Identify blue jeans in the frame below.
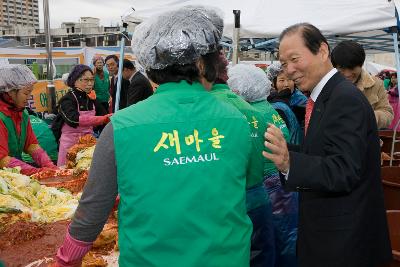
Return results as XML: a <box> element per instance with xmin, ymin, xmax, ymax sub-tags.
<box><xmin>247</xmin><ymin>185</ymin><xmax>276</xmax><ymax>267</ymax></box>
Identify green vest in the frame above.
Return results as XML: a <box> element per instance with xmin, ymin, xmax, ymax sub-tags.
<box><xmin>22</xmin><ymin>115</ymin><xmax>58</xmax><ymax>162</ymax></box>
<box><xmin>211</xmin><ymin>84</ymin><xmax>271</xmax><ymax>211</ymax></box>
<box><xmin>210</xmin><ymin>84</ymin><xmax>266</xmax><ymax>188</ymax></box>
<box><xmin>383</xmin><ymin>78</ymin><xmax>391</xmax><ymax>90</ymax></box>
<box><xmin>0</xmin><ymin>110</ymin><xmax>28</xmax><ymax>159</ymax></box>
<box><xmin>111</xmin><ymin>81</ymin><xmax>252</xmax><ymax>267</ymax></box>
<box><xmin>94</xmin><ymin>71</ymin><xmax>110</xmax><ymax>103</ymax></box>
<box><xmin>251</xmin><ymin>100</ymin><xmax>290</xmax><ymax>177</ymax></box>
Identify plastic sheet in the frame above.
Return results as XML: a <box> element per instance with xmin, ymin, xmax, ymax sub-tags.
<box><xmin>264</xmin><ymin>172</ymin><xmax>298</xmax><ymax>267</ymax></box>
<box><xmin>266</xmin><ymin>62</ymin><xmax>283</xmax><ymax>82</ymax></box>
<box><xmin>0</xmin><ymin>64</ymin><xmax>37</xmax><ymax>92</ymax></box>
<box><xmin>132</xmin><ymin>6</ymin><xmax>223</xmax><ymax>70</ymax></box>
<box><xmin>227</xmin><ymin>64</ymin><xmax>272</xmax><ymax>102</ymax></box>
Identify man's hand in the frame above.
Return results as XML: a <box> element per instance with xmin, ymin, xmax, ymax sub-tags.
<box><xmin>262</xmin><ymin>124</ymin><xmax>290</xmax><ymax>173</ymax></box>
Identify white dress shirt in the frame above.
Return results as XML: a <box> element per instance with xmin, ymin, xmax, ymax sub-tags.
<box><xmin>309</xmin><ymin>68</ymin><xmax>338</xmax><ymax>102</ymax></box>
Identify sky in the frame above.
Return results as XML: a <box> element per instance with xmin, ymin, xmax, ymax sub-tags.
<box><xmin>38</xmin><ymin>0</ymin><xmax>138</xmax><ymax>28</ymax></box>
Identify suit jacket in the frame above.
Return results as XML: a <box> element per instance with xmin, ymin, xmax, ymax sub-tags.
<box><xmin>284</xmin><ymin>72</ymin><xmax>391</xmax><ymax>267</ymax></box>
<box><xmin>110</xmin><ymin>76</ymin><xmax>130</xmax><ymax>112</ymax></box>
<box><xmin>127</xmin><ymin>71</ymin><xmax>153</xmax><ymax>107</ymax></box>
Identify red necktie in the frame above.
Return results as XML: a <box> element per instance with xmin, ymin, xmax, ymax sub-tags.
<box><xmin>305</xmin><ymin>98</ymin><xmax>315</xmax><ymax>135</ymax></box>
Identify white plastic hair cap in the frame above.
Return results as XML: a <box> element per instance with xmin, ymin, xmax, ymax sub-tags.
<box><xmin>227</xmin><ymin>64</ymin><xmax>272</xmax><ymax>103</ymax></box>
<box><xmin>0</xmin><ymin>64</ymin><xmax>37</xmax><ymax>93</ymax></box>
<box><xmin>265</xmin><ymin>62</ymin><xmax>283</xmax><ymax>82</ymax></box>
<box><xmin>131</xmin><ymin>5</ymin><xmax>223</xmax><ymax>70</ymax></box>
<box><xmin>61</xmin><ymin>73</ymin><xmax>69</xmax><ymax>86</ymax></box>
<box><xmin>181</xmin><ymin>5</ymin><xmax>224</xmax><ymax>35</ymax></box>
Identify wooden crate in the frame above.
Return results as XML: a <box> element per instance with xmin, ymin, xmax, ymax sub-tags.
<box><xmin>381</xmin><ymin>167</ymin><xmax>400</xmax><ymax>210</ymax></box>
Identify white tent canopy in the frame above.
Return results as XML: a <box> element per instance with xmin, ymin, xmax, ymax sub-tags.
<box><xmin>364</xmin><ymin>61</ymin><xmax>396</xmax><ymax>75</ymax></box>
<box><xmin>125</xmin><ymin>0</ymin><xmax>397</xmax><ymax>38</ymax></box>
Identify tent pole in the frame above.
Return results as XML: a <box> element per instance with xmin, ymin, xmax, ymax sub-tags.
<box><xmin>390</xmin><ymin>26</ymin><xmax>400</xmax><ymax>166</ymax></box>
<box><xmin>43</xmin><ymin>0</ymin><xmax>56</xmax><ymax>113</ymax></box>
<box><xmin>232</xmin><ymin>10</ymin><xmax>240</xmax><ymax>65</ymax></box>
<box><xmin>115</xmin><ymin>22</ymin><xmax>128</xmax><ymax>112</ymax></box>
<box><xmin>43</xmin><ymin>0</ymin><xmax>53</xmax><ymax>80</ymax></box>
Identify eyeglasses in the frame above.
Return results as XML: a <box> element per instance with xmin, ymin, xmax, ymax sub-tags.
<box><xmin>79</xmin><ymin>78</ymin><xmax>94</xmax><ymax>84</ymax></box>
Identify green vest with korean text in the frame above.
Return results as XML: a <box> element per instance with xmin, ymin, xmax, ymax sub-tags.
<box><xmin>111</xmin><ymin>81</ymin><xmax>252</xmax><ymax>267</ymax></box>
<box><xmin>0</xmin><ymin>110</ymin><xmax>28</xmax><ymax>159</ymax></box>
<box><xmin>211</xmin><ymin>83</ymin><xmax>266</xmax><ymax>189</ymax></box>
<box><xmin>211</xmin><ymin>83</ymin><xmax>270</xmax><ymax>211</ymax></box>
<box><xmin>251</xmin><ymin>100</ymin><xmax>290</xmax><ymax>177</ymax></box>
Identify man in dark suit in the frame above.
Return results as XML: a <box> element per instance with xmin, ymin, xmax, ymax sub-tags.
<box><xmin>105</xmin><ymin>54</ymin><xmax>130</xmax><ymax>112</ymax></box>
<box><xmin>122</xmin><ymin>59</ymin><xmax>153</xmax><ymax>106</ymax></box>
<box><xmin>264</xmin><ymin>23</ymin><xmax>392</xmax><ymax>267</ymax></box>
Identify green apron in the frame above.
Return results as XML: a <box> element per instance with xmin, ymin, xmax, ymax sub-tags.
<box><xmin>0</xmin><ymin>110</ymin><xmax>28</xmax><ymax>159</ymax></box>
<box><xmin>112</xmin><ymin>81</ymin><xmax>252</xmax><ymax>267</ymax></box>
<box><xmin>94</xmin><ymin>71</ymin><xmax>110</xmax><ymax>103</ymax></box>
<box><xmin>22</xmin><ymin>115</ymin><xmax>58</xmax><ymax>162</ymax></box>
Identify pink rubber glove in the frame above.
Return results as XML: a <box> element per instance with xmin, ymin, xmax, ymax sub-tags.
<box><xmin>79</xmin><ymin>114</ymin><xmax>111</xmax><ymax>127</ymax></box>
<box><xmin>31</xmin><ymin>147</ymin><xmax>57</xmax><ymax>169</ymax></box>
<box><xmin>7</xmin><ymin>157</ymin><xmax>40</xmax><ymax>175</ymax></box>
<box><xmin>55</xmin><ymin>230</ymin><xmax>92</xmax><ymax>267</ymax></box>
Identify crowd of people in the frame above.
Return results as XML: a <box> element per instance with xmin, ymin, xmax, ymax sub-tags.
<box><xmin>0</xmin><ymin>5</ymin><xmax>396</xmax><ymax>267</ymax></box>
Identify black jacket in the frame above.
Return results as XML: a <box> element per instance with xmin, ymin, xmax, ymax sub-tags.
<box><xmin>51</xmin><ymin>89</ymin><xmax>107</xmax><ymax>143</ymax></box>
<box><xmin>284</xmin><ymin>72</ymin><xmax>392</xmax><ymax>266</ymax></box>
<box><xmin>126</xmin><ymin>71</ymin><xmax>153</xmax><ymax>107</ymax></box>
<box><xmin>57</xmin><ymin>89</ymin><xmax>106</xmax><ymax>128</ymax></box>
<box><xmin>110</xmin><ymin>76</ymin><xmax>130</xmax><ymax>112</ymax></box>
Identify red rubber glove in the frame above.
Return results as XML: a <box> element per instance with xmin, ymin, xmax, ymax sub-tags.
<box><xmin>79</xmin><ymin>114</ymin><xmax>111</xmax><ymax>127</ymax></box>
<box><xmin>6</xmin><ymin>157</ymin><xmax>40</xmax><ymax>175</ymax></box>
<box><xmin>31</xmin><ymin>147</ymin><xmax>57</xmax><ymax>169</ymax></box>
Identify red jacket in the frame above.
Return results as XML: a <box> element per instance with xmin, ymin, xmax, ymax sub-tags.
<box><xmin>0</xmin><ymin>94</ymin><xmax>38</xmax><ymax>159</ymax></box>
